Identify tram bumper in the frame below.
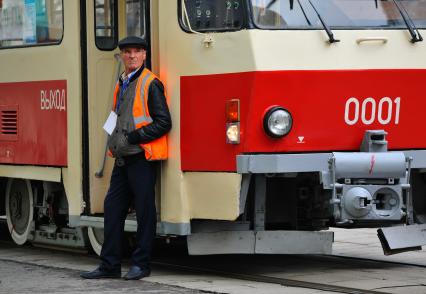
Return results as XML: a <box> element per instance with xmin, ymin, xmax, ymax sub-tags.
<box><xmin>237</xmin><ymin>130</ymin><xmax>426</xmax><ymax>255</ymax></box>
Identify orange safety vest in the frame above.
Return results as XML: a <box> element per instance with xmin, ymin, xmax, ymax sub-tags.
<box><xmin>111</xmin><ymin>68</ymin><xmax>168</xmax><ymax>161</ymax></box>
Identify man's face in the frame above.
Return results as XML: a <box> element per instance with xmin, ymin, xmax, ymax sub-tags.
<box><xmin>120</xmin><ymin>47</ymin><xmax>146</xmax><ymax>74</ymax></box>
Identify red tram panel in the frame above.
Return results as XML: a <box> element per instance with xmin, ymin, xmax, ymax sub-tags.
<box><xmin>0</xmin><ymin>80</ymin><xmax>67</xmax><ymax>166</ymax></box>
<box><xmin>181</xmin><ymin>69</ymin><xmax>426</xmax><ymax>171</ymax></box>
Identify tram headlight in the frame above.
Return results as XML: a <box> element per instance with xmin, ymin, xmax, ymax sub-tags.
<box><xmin>263</xmin><ymin>107</ymin><xmax>292</xmax><ymax>138</ymax></box>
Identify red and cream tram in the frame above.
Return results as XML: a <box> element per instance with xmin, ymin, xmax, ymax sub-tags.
<box><xmin>1</xmin><ymin>0</ymin><xmax>426</xmax><ymax>255</ymax></box>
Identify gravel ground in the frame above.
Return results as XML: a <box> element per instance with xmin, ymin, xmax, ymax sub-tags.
<box><xmin>0</xmin><ymin>260</ymin><xmax>211</xmax><ymax>294</ymax></box>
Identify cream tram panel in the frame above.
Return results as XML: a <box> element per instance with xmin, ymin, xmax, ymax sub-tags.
<box><xmin>249</xmin><ymin>30</ymin><xmax>426</xmax><ymax>70</ymax></box>
<box><xmin>156</xmin><ymin>2</ymin><xmax>254</xmax><ymax>225</ymax></box>
<box><xmin>184</xmin><ymin>173</ymin><xmax>241</xmax><ymax>220</ymax></box>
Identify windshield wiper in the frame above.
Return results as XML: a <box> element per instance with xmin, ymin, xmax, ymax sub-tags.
<box><xmin>265</xmin><ymin>0</ymin><xmax>277</xmax><ymax>9</ymax></box>
<box><xmin>307</xmin><ymin>0</ymin><xmax>340</xmax><ymax>43</ymax></box>
<box><xmin>392</xmin><ymin>0</ymin><xmax>423</xmax><ymax>43</ymax></box>
<box><xmin>297</xmin><ymin>0</ymin><xmax>312</xmax><ymax>26</ymax></box>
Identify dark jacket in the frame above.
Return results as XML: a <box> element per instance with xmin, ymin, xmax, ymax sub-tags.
<box><xmin>135</xmin><ymin>75</ymin><xmax>172</xmax><ymax>144</ymax></box>
<box><xmin>108</xmin><ymin>66</ymin><xmax>172</xmax><ymax>157</ymax></box>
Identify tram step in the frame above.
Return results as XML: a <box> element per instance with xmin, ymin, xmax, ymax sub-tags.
<box><xmin>30</xmin><ymin>227</ymin><xmax>87</xmax><ymax>249</ymax></box>
<box><xmin>79</xmin><ymin>215</ymin><xmax>138</xmax><ymax>232</ymax></box>
<box><xmin>187</xmin><ymin>230</ymin><xmax>334</xmax><ymax>255</ymax></box>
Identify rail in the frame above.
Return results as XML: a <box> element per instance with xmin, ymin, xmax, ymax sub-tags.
<box><xmin>151</xmin><ymin>261</ymin><xmax>390</xmax><ymax>294</ymax></box>
<box><xmin>95</xmin><ymin>53</ymin><xmax>122</xmax><ymax>178</ymax></box>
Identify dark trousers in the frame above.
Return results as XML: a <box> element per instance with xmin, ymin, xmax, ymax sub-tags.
<box><xmin>100</xmin><ymin>154</ymin><xmax>157</xmax><ymax>270</ymax></box>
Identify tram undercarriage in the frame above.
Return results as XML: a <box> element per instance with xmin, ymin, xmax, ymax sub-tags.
<box><xmin>0</xmin><ymin>178</ymin><xmax>85</xmax><ymax>250</ymax></box>
<box><xmin>2</xmin><ymin>131</ymin><xmax>426</xmax><ymax>256</ymax></box>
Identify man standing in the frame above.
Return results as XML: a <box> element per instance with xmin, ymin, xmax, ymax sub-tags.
<box><xmin>81</xmin><ymin>36</ymin><xmax>172</xmax><ymax>280</ymax></box>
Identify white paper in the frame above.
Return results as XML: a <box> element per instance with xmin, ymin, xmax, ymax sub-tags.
<box><xmin>103</xmin><ymin>111</ymin><xmax>117</xmax><ymax>135</ymax></box>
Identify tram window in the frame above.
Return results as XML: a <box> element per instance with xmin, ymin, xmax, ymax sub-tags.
<box><xmin>0</xmin><ymin>0</ymin><xmax>63</xmax><ymax>49</ymax></box>
<box><xmin>251</xmin><ymin>0</ymin><xmax>426</xmax><ymax>29</ymax></box>
<box><xmin>180</xmin><ymin>0</ymin><xmax>245</xmax><ymax>32</ymax></box>
<box><xmin>95</xmin><ymin>0</ymin><xmax>118</xmax><ymax>50</ymax></box>
<box><xmin>399</xmin><ymin>0</ymin><xmax>426</xmax><ymax>27</ymax></box>
<box><xmin>126</xmin><ymin>0</ymin><xmax>146</xmax><ymax>37</ymax></box>
<box><xmin>251</xmin><ymin>0</ymin><xmax>313</xmax><ymax>28</ymax></box>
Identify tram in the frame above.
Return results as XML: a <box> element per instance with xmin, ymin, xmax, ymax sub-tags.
<box><xmin>1</xmin><ymin>0</ymin><xmax>426</xmax><ymax>256</ymax></box>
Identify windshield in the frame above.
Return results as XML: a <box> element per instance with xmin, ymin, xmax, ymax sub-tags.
<box><xmin>251</xmin><ymin>0</ymin><xmax>426</xmax><ymax>29</ymax></box>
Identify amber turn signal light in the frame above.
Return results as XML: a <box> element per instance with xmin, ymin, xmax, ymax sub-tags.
<box><xmin>226</xmin><ymin>99</ymin><xmax>240</xmax><ymax>122</ymax></box>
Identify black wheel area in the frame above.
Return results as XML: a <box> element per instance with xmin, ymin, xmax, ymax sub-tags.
<box><xmin>87</xmin><ymin>226</ymin><xmax>104</xmax><ymax>256</ymax></box>
<box><xmin>5</xmin><ymin>178</ymin><xmax>34</xmax><ymax>245</ymax></box>
<box><xmin>0</xmin><ymin>177</ymin><xmax>6</xmax><ymax>217</ymax></box>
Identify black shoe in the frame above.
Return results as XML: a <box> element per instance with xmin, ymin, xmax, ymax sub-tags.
<box><xmin>123</xmin><ymin>265</ymin><xmax>151</xmax><ymax>280</ymax></box>
<box><xmin>80</xmin><ymin>266</ymin><xmax>121</xmax><ymax>279</ymax></box>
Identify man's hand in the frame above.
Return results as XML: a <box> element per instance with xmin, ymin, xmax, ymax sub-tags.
<box><xmin>127</xmin><ymin>130</ymin><xmax>142</xmax><ymax>145</ymax></box>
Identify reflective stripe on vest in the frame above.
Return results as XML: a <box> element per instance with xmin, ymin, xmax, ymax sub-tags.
<box><xmin>112</xmin><ymin>68</ymin><xmax>168</xmax><ymax>160</ymax></box>
<box><xmin>133</xmin><ymin>71</ymin><xmax>155</xmax><ymax>126</ymax></box>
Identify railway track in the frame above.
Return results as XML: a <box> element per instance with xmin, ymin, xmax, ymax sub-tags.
<box><xmin>151</xmin><ymin>261</ymin><xmax>391</xmax><ymax>294</ymax></box>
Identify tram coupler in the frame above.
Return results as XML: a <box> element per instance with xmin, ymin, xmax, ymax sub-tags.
<box><xmin>330</xmin><ymin>151</ymin><xmax>409</xmax><ymax>225</ymax></box>
<box><xmin>329</xmin><ymin>130</ymin><xmax>413</xmax><ymax>226</ymax></box>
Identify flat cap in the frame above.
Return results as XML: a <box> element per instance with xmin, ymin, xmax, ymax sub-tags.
<box><xmin>118</xmin><ymin>36</ymin><xmax>147</xmax><ymax>50</ymax></box>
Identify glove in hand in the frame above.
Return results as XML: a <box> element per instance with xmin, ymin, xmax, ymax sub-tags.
<box><xmin>127</xmin><ymin>130</ymin><xmax>142</xmax><ymax>145</ymax></box>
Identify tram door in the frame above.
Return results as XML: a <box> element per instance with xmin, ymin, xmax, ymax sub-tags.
<box><xmin>85</xmin><ymin>0</ymin><xmax>150</xmax><ymax>214</ymax></box>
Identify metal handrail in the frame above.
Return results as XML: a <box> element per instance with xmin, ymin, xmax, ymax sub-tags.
<box><xmin>95</xmin><ymin>53</ymin><xmax>122</xmax><ymax>178</ymax></box>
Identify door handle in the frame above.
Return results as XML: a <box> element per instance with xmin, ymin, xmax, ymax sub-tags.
<box><xmin>356</xmin><ymin>37</ymin><xmax>388</xmax><ymax>44</ymax></box>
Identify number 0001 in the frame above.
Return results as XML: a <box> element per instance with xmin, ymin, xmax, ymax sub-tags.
<box><xmin>344</xmin><ymin>97</ymin><xmax>400</xmax><ymax>126</ymax></box>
